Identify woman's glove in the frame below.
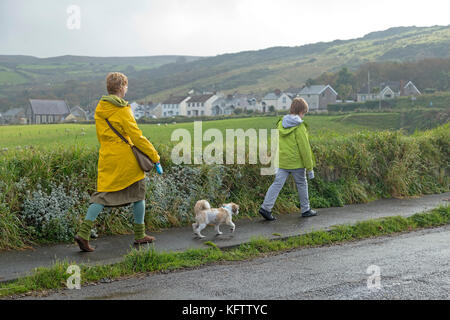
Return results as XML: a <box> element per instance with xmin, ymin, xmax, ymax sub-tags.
<box><xmin>307</xmin><ymin>170</ymin><xmax>315</xmax><ymax>180</ymax></box>
<box><xmin>155</xmin><ymin>162</ymin><xmax>163</xmax><ymax>175</ymax></box>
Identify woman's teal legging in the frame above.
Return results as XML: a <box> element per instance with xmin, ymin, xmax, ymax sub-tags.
<box><xmin>85</xmin><ymin>200</ymin><xmax>146</xmax><ymax>224</ymax></box>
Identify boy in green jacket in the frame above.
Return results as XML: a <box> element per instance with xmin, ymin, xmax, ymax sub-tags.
<box><xmin>259</xmin><ymin>98</ymin><xmax>317</xmax><ymax>221</ymax></box>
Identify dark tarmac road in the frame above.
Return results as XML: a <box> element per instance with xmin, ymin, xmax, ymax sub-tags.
<box><xmin>20</xmin><ymin>224</ymin><xmax>450</xmax><ymax>300</ymax></box>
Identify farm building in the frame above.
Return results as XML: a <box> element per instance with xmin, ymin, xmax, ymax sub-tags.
<box><xmin>26</xmin><ymin>99</ymin><xmax>71</xmax><ymax>124</ymax></box>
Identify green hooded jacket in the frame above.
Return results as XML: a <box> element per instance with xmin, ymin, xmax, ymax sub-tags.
<box><xmin>277</xmin><ymin>115</ymin><xmax>315</xmax><ymax>170</ymax></box>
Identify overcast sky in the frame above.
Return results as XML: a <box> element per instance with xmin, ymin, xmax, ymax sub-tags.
<box><xmin>1</xmin><ymin>0</ymin><xmax>449</xmax><ymax>58</ymax></box>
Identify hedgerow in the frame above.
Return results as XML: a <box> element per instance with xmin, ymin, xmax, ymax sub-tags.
<box><xmin>0</xmin><ymin>124</ymin><xmax>448</xmax><ymax>249</ymax></box>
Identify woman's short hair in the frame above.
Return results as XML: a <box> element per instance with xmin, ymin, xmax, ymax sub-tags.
<box><xmin>290</xmin><ymin>97</ymin><xmax>309</xmax><ymax>114</ymax></box>
<box><xmin>106</xmin><ymin>72</ymin><xmax>128</xmax><ymax>95</ymax></box>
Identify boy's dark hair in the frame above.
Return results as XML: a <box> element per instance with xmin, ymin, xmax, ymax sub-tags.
<box><xmin>290</xmin><ymin>98</ymin><xmax>309</xmax><ymax>114</ymax></box>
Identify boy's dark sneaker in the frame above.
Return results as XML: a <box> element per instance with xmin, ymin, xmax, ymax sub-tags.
<box><xmin>302</xmin><ymin>209</ymin><xmax>317</xmax><ymax>218</ymax></box>
<box><xmin>259</xmin><ymin>207</ymin><xmax>276</xmax><ymax>221</ymax></box>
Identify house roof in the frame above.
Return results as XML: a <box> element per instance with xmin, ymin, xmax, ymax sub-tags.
<box><xmin>380</xmin><ymin>81</ymin><xmax>401</xmax><ymax>92</ymax></box>
<box><xmin>29</xmin><ymin>99</ymin><xmax>70</xmax><ymax>115</ymax></box>
<box><xmin>285</xmin><ymin>87</ymin><xmax>303</xmax><ymax>95</ymax></box>
<box><xmin>404</xmin><ymin>81</ymin><xmax>421</xmax><ymax>94</ymax></box>
<box><xmin>263</xmin><ymin>90</ymin><xmax>287</xmax><ymax>100</ymax></box>
<box><xmin>71</xmin><ymin>106</ymin><xmax>86</xmax><ymax>113</ymax></box>
<box><xmin>188</xmin><ymin>94</ymin><xmax>215</xmax><ymax>103</ymax></box>
<box><xmin>357</xmin><ymin>80</ymin><xmax>418</xmax><ymax>94</ymax></box>
<box><xmin>162</xmin><ymin>96</ymin><xmax>189</xmax><ymax>104</ymax></box>
<box><xmin>3</xmin><ymin>108</ymin><xmax>24</xmax><ymax>116</ymax></box>
<box><xmin>299</xmin><ymin>85</ymin><xmax>337</xmax><ymax>95</ymax></box>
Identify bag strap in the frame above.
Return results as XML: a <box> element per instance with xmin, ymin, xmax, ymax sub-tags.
<box><xmin>105</xmin><ymin>119</ymin><xmax>131</xmax><ymax>146</ymax></box>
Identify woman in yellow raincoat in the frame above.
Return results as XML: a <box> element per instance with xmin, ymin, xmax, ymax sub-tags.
<box><xmin>74</xmin><ymin>72</ymin><xmax>162</xmax><ymax>252</ymax></box>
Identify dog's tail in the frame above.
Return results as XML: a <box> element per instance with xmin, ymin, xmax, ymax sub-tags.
<box><xmin>194</xmin><ymin>200</ymin><xmax>211</xmax><ymax>213</ymax></box>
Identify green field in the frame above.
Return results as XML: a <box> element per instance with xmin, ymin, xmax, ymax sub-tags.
<box><xmin>0</xmin><ymin>113</ymin><xmax>408</xmax><ymax>150</ymax></box>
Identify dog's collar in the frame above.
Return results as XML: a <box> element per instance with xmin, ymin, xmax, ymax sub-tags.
<box><xmin>222</xmin><ymin>205</ymin><xmax>232</xmax><ymax>212</ymax></box>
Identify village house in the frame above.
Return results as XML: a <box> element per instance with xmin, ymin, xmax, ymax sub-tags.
<box><xmin>357</xmin><ymin>80</ymin><xmax>421</xmax><ymax>102</ymax></box>
<box><xmin>142</xmin><ymin>103</ymin><xmax>157</xmax><ymax>119</ymax></box>
<box><xmin>26</xmin><ymin>99</ymin><xmax>71</xmax><ymax>124</ymax></box>
<box><xmin>64</xmin><ymin>106</ymin><xmax>88</xmax><ymax>122</ymax></box>
<box><xmin>211</xmin><ymin>94</ymin><xmax>238</xmax><ymax>116</ymax></box>
<box><xmin>130</xmin><ymin>102</ymin><xmax>151</xmax><ymax>120</ymax></box>
<box><xmin>2</xmin><ymin>108</ymin><xmax>26</xmax><ymax>124</ymax></box>
<box><xmin>186</xmin><ymin>93</ymin><xmax>220</xmax><ymax>117</ymax></box>
<box><xmin>297</xmin><ymin>85</ymin><xmax>338</xmax><ymax>110</ymax></box>
<box><xmin>261</xmin><ymin>89</ymin><xmax>292</xmax><ymax>112</ymax></box>
<box><xmin>234</xmin><ymin>93</ymin><xmax>263</xmax><ymax>112</ymax></box>
<box><xmin>159</xmin><ymin>96</ymin><xmax>190</xmax><ymax>117</ymax></box>
<box><xmin>149</xmin><ymin>103</ymin><xmax>163</xmax><ymax>118</ymax></box>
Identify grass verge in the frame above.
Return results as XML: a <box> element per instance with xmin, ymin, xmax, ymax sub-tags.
<box><xmin>1</xmin><ymin>205</ymin><xmax>449</xmax><ymax>298</ymax></box>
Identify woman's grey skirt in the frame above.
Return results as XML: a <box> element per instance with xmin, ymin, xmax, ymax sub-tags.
<box><xmin>90</xmin><ymin>179</ymin><xmax>146</xmax><ymax>207</ymax></box>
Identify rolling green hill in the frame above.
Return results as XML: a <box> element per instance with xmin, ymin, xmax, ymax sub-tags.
<box><xmin>0</xmin><ymin>55</ymin><xmax>203</xmax><ymax>86</ymax></box>
<box><xmin>137</xmin><ymin>25</ymin><xmax>450</xmax><ymax>102</ymax></box>
<box><xmin>0</xmin><ymin>25</ymin><xmax>449</xmax><ymax>112</ymax></box>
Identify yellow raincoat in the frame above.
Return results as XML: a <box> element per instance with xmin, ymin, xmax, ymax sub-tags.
<box><xmin>94</xmin><ymin>100</ymin><xmax>160</xmax><ymax>192</ymax></box>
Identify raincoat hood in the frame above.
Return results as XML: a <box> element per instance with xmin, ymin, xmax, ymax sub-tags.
<box><xmin>95</xmin><ymin>96</ymin><xmax>130</xmax><ymax>120</ymax></box>
<box><xmin>277</xmin><ymin>114</ymin><xmax>304</xmax><ymax>136</ymax></box>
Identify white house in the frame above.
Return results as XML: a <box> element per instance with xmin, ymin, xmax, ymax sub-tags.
<box><xmin>402</xmin><ymin>81</ymin><xmax>421</xmax><ymax>97</ymax></box>
<box><xmin>130</xmin><ymin>102</ymin><xmax>148</xmax><ymax>120</ymax></box>
<box><xmin>149</xmin><ymin>103</ymin><xmax>163</xmax><ymax>118</ymax></box>
<box><xmin>211</xmin><ymin>95</ymin><xmax>238</xmax><ymax>115</ymax></box>
<box><xmin>357</xmin><ymin>80</ymin><xmax>421</xmax><ymax>102</ymax></box>
<box><xmin>160</xmin><ymin>96</ymin><xmax>190</xmax><ymax>117</ymax></box>
<box><xmin>186</xmin><ymin>93</ymin><xmax>220</xmax><ymax>117</ymax></box>
<box><xmin>261</xmin><ymin>90</ymin><xmax>292</xmax><ymax>111</ymax></box>
<box><xmin>211</xmin><ymin>93</ymin><xmax>260</xmax><ymax>115</ymax></box>
<box><xmin>297</xmin><ymin>85</ymin><xmax>338</xmax><ymax>110</ymax></box>
<box><xmin>235</xmin><ymin>94</ymin><xmax>264</xmax><ymax>112</ymax></box>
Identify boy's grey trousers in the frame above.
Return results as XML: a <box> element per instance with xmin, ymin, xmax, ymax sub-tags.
<box><xmin>261</xmin><ymin>168</ymin><xmax>310</xmax><ymax>214</ymax></box>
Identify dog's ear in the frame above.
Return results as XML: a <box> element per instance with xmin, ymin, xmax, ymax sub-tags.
<box><xmin>231</xmin><ymin>203</ymin><xmax>239</xmax><ymax>214</ymax></box>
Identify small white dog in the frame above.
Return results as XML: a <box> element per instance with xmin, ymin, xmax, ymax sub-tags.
<box><xmin>192</xmin><ymin>200</ymin><xmax>239</xmax><ymax>238</ymax></box>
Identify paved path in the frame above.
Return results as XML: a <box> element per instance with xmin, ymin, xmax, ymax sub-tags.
<box><xmin>28</xmin><ymin>225</ymin><xmax>450</xmax><ymax>300</ymax></box>
<box><xmin>0</xmin><ymin>193</ymin><xmax>448</xmax><ymax>283</ymax></box>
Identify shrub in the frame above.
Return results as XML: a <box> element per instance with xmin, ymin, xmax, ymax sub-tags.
<box><xmin>19</xmin><ymin>183</ymin><xmax>89</xmax><ymax>243</ymax></box>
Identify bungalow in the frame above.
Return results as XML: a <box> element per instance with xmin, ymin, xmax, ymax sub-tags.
<box><xmin>26</xmin><ymin>99</ymin><xmax>71</xmax><ymax>124</ymax></box>
<box><xmin>357</xmin><ymin>80</ymin><xmax>421</xmax><ymax>102</ymax></box>
<box><xmin>297</xmin><ymin>85</ymin><xmax>338</xmax><ymax>110</ymax></box>
<box><xmin>261</xmin><ymin>89</ymin><xmax>292</xmax><ymax>112</ymax></box>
